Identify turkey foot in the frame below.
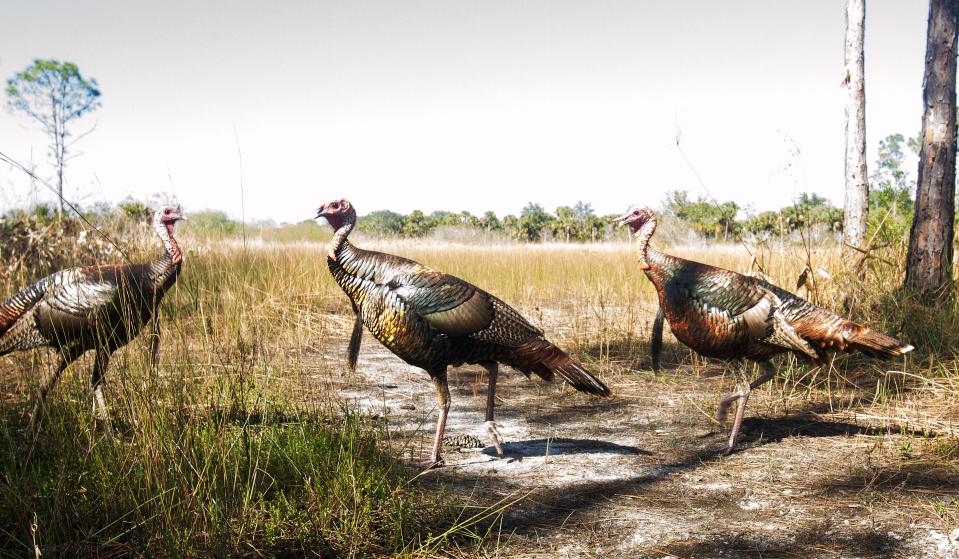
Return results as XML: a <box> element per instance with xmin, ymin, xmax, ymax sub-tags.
<box><xmin>485</xmin><ymin>420</ymin><xmax>505</xmax><ymax>457</ymax></box>
<box><xmin>716</xmin><ymin>392</ymin><xmax>740</xmax><ymax>424</ymax></box>
<box><xmin>417</xmin><ymin>456</ymin><xmax>445</xmax><ymax>469</ymax></box>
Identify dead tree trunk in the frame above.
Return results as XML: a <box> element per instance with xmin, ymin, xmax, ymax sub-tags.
<box><xmin>905</xmin><ymin>0</ymin><xmax>959</xmax><ymax>300</ymax></box>
<box><xmin>842</xmin><ymin>0</ymin><xmax>868</xmax><ymax>249</ymax></box>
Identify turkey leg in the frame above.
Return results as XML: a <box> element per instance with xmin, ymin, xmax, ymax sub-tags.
<box><xmin>27</xmin><ymin>351</ymin><xmax>76</xmax><ymax>434</ymax></box>
<box><xmin>716</xmin><ymin>362</ymin><xmax>775</xmax><ymax>423</ymax></box>
<box><xmin>720</xmin><ymin>362</ymin><xmax>774</xmax><ymax>455</ymax></box>
<box><xmin>423</xmin><ymin>370</ymin><xmax>450</xmax><ymax>468</ymax></box>
<box><xmin>149</xmin><ymin>314</ymin><xmax>161</xmax><ymax>377</ymax></box>
<box><xmin>482</xmin><ymin>362</ymin><xmax>505</xmax><ymax>457</ymax></box>
<box><xmin>91</xmin><ymin>348</ymin><xmax>115</xmax><ymax>438</ymax></box>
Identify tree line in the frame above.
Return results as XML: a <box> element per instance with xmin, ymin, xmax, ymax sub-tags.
<box><xmin>356</xmin><ymin>202</ymin><xmax>609</xmax><ymax>242</ymax></box>
<box><xmin>2</xmin><ymin>127</ymin><xmax>920</xmax><ymax>246</ymax></box>
<box><xmin>347</xmin><ymin>130</ymin><xmax>919</xmax><ymax>244</ymax></box>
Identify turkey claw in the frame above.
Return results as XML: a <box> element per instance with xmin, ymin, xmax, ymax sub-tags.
<box><xmin>417</xmin><ymin>457</ymin><xmax>445</xmax><ymax>470</ymax></box>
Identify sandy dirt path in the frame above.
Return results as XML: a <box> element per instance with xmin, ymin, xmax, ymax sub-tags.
<box><xmin>315</xmin><ymin>335</ymin><xmax>959</xmax><ymax>559</ymax></box>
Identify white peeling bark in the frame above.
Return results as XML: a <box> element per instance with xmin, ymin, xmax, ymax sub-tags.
<box><xmin>842</xmin><ymin>0</ymin><xmax>868</xmax><ymax>249</ymax></box>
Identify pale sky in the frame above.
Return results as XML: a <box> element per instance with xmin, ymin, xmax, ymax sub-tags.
<box><xmin>0</xmin><ymin>1</ymin><xmax>929</xmax><ymax>223</ymax></box>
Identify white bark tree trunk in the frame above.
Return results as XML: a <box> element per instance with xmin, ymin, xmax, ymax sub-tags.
<box><xmin>843</xmin><ymin>0</ymin><xmax>868</xmax><ymax>249</ymax></box>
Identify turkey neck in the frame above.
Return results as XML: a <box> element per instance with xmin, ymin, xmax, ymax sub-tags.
<box><xmin>327</xmin><ymin>217</ymin><xmax>372</xmax><ymax>308</ymax></box>
<box><xmin>149</xmin><ymin>219</ymin><xmax>183</xmax><ymax>288</ymax></box>
<box><xmin>632</xmin><ymin>215</ymin><xmax>681</xmax><ymax>297</ymax></box>
<box><xmin>631</xmin><ymin>214</ymin><xmax>658</xmax><ymax>270</ymax></box>
<box><xmin>327</xmin><ymin>216</ymin><xmax>356</xmax><ymax>263</ymax></box>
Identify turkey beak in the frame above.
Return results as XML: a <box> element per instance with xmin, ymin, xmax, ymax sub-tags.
<box><xmin>616</xmin><ymin>213</ymin><xmax>632</xmax><ymax>227</ymax></box>
<box><xmin>314</xmin><ymin>204</ymin><xmax>327</xmax><ymax>220</ymax></box>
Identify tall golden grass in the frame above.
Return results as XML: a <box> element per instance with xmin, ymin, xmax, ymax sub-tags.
<box><xmin>0</xmin><ymin>218</ymin><xmax>955</xmax><ymax>556</ymax></box>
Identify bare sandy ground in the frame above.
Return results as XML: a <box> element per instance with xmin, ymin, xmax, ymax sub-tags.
<box><xmin>315</xmin><ymin>336</ymin><xmax>959</xmax><ymax>559</ymax></box>
<box><xmin>3</xmin><ymin>306</ymin><xmax>954</xmax><ymax>558</ymax></box>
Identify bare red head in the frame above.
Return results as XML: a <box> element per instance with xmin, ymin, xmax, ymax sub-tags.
<box><xmin>153</xmin><ymin>206</ymin><xmax>185</xmax><ymax>237</ymax></box>
<box><xmin>152</xmin><ymin>205</ymin><xmax>185</xmax><ymax>264</ymax></box>
<box><xmin>315</xmin><ymin>198</ymin><xmax>356</xmax><ymax>230</ymax></box>
<box><xmin>619</xmin><ymin>207</ymin><xmax>655</xmax><ymax>233</ymax></box>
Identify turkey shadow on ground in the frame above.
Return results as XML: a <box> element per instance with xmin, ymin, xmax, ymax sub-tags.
<box><xmin>481</xmin><ymin>437</ymin><xmax>650</xmax><ymax>460</ymax></box>
<box><xmin>659</xmin><ymin>526</ymin><xmax>903</xmax><ymax>559</ymax></box>
<box><xmin>731</xmin><ymin>411</ymin><xmax>935</xmax><ymax>451</ymax></box>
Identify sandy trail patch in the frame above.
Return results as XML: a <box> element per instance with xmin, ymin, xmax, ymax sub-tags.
<box><xmin>319</xmin><ymin>338</ymin><xmax>959</xmax><ymax>559</ymax></box>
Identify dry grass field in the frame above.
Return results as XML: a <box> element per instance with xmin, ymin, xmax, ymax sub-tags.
<box><xmin>1</xmin><ymin>225</ymin><xmax>958</xmax><ymax>557</ymax></box>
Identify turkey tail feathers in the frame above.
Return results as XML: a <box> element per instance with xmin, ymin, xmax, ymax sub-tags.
<box><xmin>0</xmin><ymin>281</ymin><xmax>46</xmax><ymax>339</ymax></box>
<box><xmin>846</xmin><ymin>327</ymin><xmax>914</xmax><ymax>359</ymax></box>
<box><xmin>554</xmin><ymin>359</ymin><xmax>612</xmax><ymax>396</ymax></box>
<box><xmin>0</xmin><ymin>279</ymin><xmax>49</xmax><ymax>356</ymax></box>
<box><xmin>650</xmin><ymin>307</ymin><xmax>665</xmax><ymax>372</ymax></box>
<box><xmin>508</xmin><ymin>338</ymin><xmax>611</xmax><ymax>397</ymax></box>
<box><xmin>346</xmin><ymin>312</ymin><xmax>363</xmax><ymax>372</ymax></box>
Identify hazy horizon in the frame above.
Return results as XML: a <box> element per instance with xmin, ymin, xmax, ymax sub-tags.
<box><xmin>0</xmin><ymin>1</ymin><xmax>929</xmax><ymax>223</ymax></box>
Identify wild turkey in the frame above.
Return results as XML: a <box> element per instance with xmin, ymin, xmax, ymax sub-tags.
<box><xmin>620</xmin><ymin>207</ymin><xmax>913</xmax><ymax>454</ymax></box>
<box><xmin>0</xmin><ymin>206</ymin><xmax>185</xmax><ymax>432</ymax></box>
<box><xmin>316</xmin><ymin>198</ymin><xmax>610</xmax><ymax>467</ymax></box>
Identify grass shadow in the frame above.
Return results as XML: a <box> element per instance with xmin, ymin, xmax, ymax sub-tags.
<box><xmin>659</xmin><ymin>527</ymin><xmax>903</xmax><ymax>559</ymax></box>
<box><xmin>734</xmin><ymin>413</ymin><xmax>934</xmax><ymax>451</ymax></box>
<box><xmin>435</xmin><ymin>397</ymin><xmax>941</xmax><ymax>543</ymax></box>
<box><xmin>434</xmin><ymin>445</ymin><xmax>722</xmax><ymax>537</ymax></box>
<box><xmin>820</xmin><ymin>459</ymin><xmax>959</xmax><ymax>495</ymax></box>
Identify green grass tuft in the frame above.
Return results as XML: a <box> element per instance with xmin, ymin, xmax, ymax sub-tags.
<box><xmin>0</xmin><ymin>393</ymin><xmax>455</xmax><ymax>558</ymax></box>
